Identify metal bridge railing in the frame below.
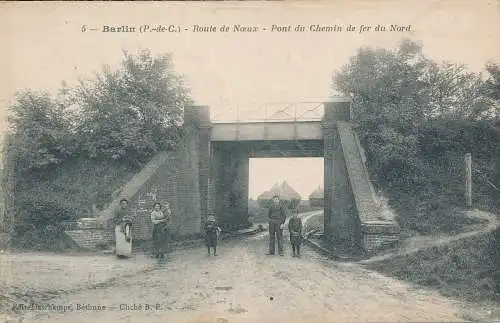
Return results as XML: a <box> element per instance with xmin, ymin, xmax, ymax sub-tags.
<box><xmin>211</xmin><ymin>101</ymin><xmax>326</xmax><ymax>123</ymax></box>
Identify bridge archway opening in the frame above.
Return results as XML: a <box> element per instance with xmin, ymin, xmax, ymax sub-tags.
<box><xmin>248</xmin><ymin>157</ymin><xmax>324</xmax><ymax>224</ymax></box>
<box><xmin>206</xmin><ymin>100</ymin><xmax>368</xmax><ymax>251</ymax></box>
<box><xmin>210</xmin><ymin>139</ymin><xmax>325</xmax><ymax>231</ymax></box>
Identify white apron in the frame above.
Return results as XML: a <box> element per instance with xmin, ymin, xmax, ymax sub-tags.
<box><xmin>115</xmin><ymin>223</ymin><xmax>132</xmax><ymax>258</ymax></box>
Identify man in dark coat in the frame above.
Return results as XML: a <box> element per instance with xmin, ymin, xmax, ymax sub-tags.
<box><xmin>267</xmin><ymin>193</ymin><xmax>286</xmax><ymax>256</ymax></box>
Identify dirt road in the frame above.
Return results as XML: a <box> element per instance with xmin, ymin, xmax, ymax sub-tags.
<box><xmin>4</xmin><ymin>231</ymin><xmax>485</xmax><ymax>323</ymax></box>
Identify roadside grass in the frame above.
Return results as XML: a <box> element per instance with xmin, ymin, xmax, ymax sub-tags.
<box><xmin>389</xmin><ymin>194</ymin><xmax>491</xmax><ymax>237</ymax></box>
<box><xmin>303</xmin><ymin>213</ymin><xmax>324</xmax><ymax>234</ymax></box>
<box><xmin>364</xmin><ymin>228</ymin><xmax>500</xmax><ymax>304</ymax></box>
<box><xmin>300</xmin><ymin>200</ymin><xmax>500</xmax><ymax>305</ymax></box>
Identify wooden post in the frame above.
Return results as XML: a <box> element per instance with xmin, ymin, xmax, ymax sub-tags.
<box><xmin>465</xmin><ymin>153</ymin><xmax>472</xmax><ymax>208</ymax></box>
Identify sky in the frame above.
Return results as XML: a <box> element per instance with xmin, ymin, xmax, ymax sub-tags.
<box><xmin>249</xmin><ymin>158</ymin><xmax>323</xmax><ymax>199</ymax></box>
<box><xmin>1</xmin><ymin>0</ymin><xmax>499</xmax><ymax>197</ymax></box>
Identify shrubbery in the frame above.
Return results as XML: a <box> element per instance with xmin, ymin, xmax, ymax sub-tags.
<box><xmin>334</xmin><ymin>39</ymin><xmax>500</xmax><ymax>234</ymax></box>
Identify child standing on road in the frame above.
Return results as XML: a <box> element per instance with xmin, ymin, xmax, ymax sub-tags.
<box><xmin>288</xmin><ymin>211</ymin><xmax>303</xmax><ymax>257</ymax></box>
<box><xmin>204</xmin><ymin>215</ymin><xmax>221</xmax><ymax>256</ymax></box>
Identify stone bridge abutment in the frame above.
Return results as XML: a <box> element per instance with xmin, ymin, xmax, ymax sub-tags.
<box><xmin>66</xmin><ymin>100</ymin><xmax>400</xmax><ymax>255</ymax></box>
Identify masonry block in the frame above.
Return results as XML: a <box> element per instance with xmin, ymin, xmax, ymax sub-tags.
<box><xmin>212</xmin><ymin>142</ymin><xmax>249</xmax><ymax>229</ymax></box>
<box><xmin>361</xmin><ymin>221</ymin><xmax>401</xmax><ymax>253</ymax></box>
<box><xmin>64</xmin><ymin>218</ymin><xmax>113</xmax><ymax>250</ymax></box>
<box><xmin>66</xmin><ymin>107</ymin><xmax>209</xmax><ymax>249</ymax></box>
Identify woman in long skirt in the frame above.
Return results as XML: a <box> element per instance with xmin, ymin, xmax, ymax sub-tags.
<box><xmin>151</xmin><ymin>202</ymin><xmax>171</xmax><ymax>260</ymax></box>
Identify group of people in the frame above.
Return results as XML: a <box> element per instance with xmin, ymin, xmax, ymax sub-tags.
<box><xmin>200</xmin><ymin>192</ymin><xmax>304</xmax><ymax>258</ymax></box>
<box><xmin>111</xmin><ymin>192</ymin><xmax>303</xmax><ymax>259</ymax></box>
<box><xmin>111</xmin><ymin>198</ymin><xmax>220</xmax><ymax>259</ymax></box>
<box><xmin>267</xmin><ymin>193</ymin><xmax>304</xmax><ymax>257</ymax></box>
<box><xmin>112</xmin><ymin>198</ymin><xmax>172</xmax><ymax>260</ymax></box>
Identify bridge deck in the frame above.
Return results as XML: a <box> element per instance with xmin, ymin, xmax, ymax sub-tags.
<box><xmin>213</xmin><ymin>140</ymin><xmax>324</xmax><ymax>158</ymax></box>
<box><xmin>210</xmin><ymin>120</ymin><xmax>324</xmax><ymax>141</ymax></box>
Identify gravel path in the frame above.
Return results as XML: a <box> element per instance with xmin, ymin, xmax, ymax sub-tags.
<box><xmin>1</xmin><ymin>232</ymin><xmax>485</xmax><ymax>323</ymax></box>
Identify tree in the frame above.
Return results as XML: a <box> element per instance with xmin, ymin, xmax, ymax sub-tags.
<box><xmin>422</xmin><ymin>61</ymin><xmax>491</xmax><ymax>120</ymax></box>
<box><xmin>333</xmin><ymin>39</ymin><xmax>500</xmax><ymax>233</ymax></box>
<box><xmin>482</xmin><ymin>62</ymin><xmax>500</xmax><ymax>184</ymax></box>
<box><xmin>7</xmin><ymin>90</ymin><xmax>73</xmax><ymax>175</ymax></box>
<box><xmin>483</xmin><ymin>62</ymin><xmax>500</xmax><ymax>102</ymax></box>
<box><xmin>5</xmin><ymin>49</ymin><xmax>193</xmax><ymax>245</ymax></box>
<box><xmin>75</xmin><ymin>49</ymin><xmax>192</xmax><ymax>166</ymax></box>
<box><xmin>333</xmin><ymin>39</ymin><xmax>431</xmax><ymax>189</ymax></box>
<box><xmin>333</xmin><ymin>39</ymin><xmax>493</xmax><ymax>190</ymax></box>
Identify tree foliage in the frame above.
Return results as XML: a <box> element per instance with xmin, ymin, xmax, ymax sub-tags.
<box><xmin>483</xmin><ymin>62</ymin><xmax>500</xmax><ymax>101</ymax></box>
<box><xmin>8</xmin><ymin>49</ymin><xmax>190</xmax><ymax>174</ymax></box>
<box><xmin>75</xmin><ymin>50</ymin><xmax>191</xmax><ymax>165</ymax></box>
<box><xmin>6</xmin><ymin>49</ymin><xmax>191</xmax><ymax>241</ymax></box>
<box><xmin>333</xmin><ymin>39</ymin><xmax>500</xmax><ymax>233</ymax></box>
<box><xmin>8</xmin><ymin>90</ymin><xmax>73</xmax><ymax>175</ymax></box>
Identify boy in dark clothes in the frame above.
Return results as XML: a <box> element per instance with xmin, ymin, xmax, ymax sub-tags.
<box><xmin>204</xmin><ymin>215</ymin><xmax>221</xmax><ymax>256</ymax></box>
<box><xmin>288</xmin><ymin>211</ymin><xmax>303</xmax><ymax>257</ymax></box>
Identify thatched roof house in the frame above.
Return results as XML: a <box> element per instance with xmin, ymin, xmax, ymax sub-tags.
<box><xmin>308</xmin><ymin>186</ymin><xmax>324</xmax><ymax>207</ymax></box>
<box><xmin>257</xmin><ymin>181</ymin><xmax>302</xmax><ymax>209</ymax></box>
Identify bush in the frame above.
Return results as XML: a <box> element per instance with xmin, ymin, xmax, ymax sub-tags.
<box><xmin>11</xmin><ymin>157</ymin><xmax>136</xmax><ymax>237</ymax></box>
<box><xmin>362</xmin><ymin>122</ymin><xmax>499</xmax><ymax>235</ymax></box>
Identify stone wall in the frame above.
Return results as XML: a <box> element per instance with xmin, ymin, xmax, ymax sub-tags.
<box><xmin>65</xmin><ymin>229</ymin><xmax>114</xmax><ymax>250</ymax></box>
<box><xmin>336</xmin><ymin>121</ymin><xmax>401</xmax><ymax>254</ymax></box>
<box><xmin>212</xmin><ymin>142</ymin><xmax>249</xmax><ymax>229</ymax></box>
<box><xmin>64</xmin><ymin>218</ymin><xmax>113</xmax><ymax>250</ymax></box>
<box><xmin>322</xmin><ymin>101</ymin><xmax>400</xmax><ymax>254</ymax></box>
<box><xmin>331</xmin><ymin>128</ymin><xmax>361</xmax><ymax>249</ymax></box>
<box><xmin>66</xmin><ymin>139</ymin><xmax>203</xmax><ymax>248</ymax></box>
<box><xmin>131</xmin><ymin>153</ymin><xmax>180</xmax><ymax>241</ymax></box>
<box><xmin>64</xmin><ymin>106</ymin><xmax>208</xmax><ymax>248</ymax></box>
<box><xmin>361</xmin><ymin>221</ymin><xmax>401</xmax><ymax>254</ymax></box>
<box><xmin>131</xmin><ymin>134</ymin><xmax>202</xmax><ymax>241</ymax></box>
<box><xmin>61</xmin><ymin>102</ymin><xmax>401</xmax><ymax>254</ymax></box>
<box><xmin>122</xmin><ymin>110</ymin><xmax>204</xmax><ymax>241</ymax></box>
<box><xmin>322</xmin><ymin>101</ymin><xmax>361</xmax><ymax>251</ymax></box>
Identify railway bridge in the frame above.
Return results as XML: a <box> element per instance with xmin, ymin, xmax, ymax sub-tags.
<box><xmin>67</xmin><ymin>99</ymin><xmax>399</xmax><ymax>254</ymax></box>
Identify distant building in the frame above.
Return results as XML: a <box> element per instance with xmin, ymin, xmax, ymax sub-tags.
<box><xmin>309</xmin><ymin>186</ymin><xmax>324</xmax><ymax>207</ymax></box>
<box><xmin>280</xmin><ymin>181</ymin><xmax>301</xmax><ymax>209</ymax></box>
<box><xmin>256</xmin><ymin>181</ymin><xmax>302</xmax><ymax>209</ymax></box>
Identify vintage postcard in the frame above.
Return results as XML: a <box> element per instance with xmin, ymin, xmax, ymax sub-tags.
<box><xmin>0</xmin><ymin>1</ymin><xmax>499</xmax><ymax>322</ymax></box>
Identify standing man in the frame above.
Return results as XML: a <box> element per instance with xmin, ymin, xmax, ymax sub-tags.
<box><xmin>267</xmin><ymin>193</ymin><xmax>286</xmax><ymax>256</ymax></box>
